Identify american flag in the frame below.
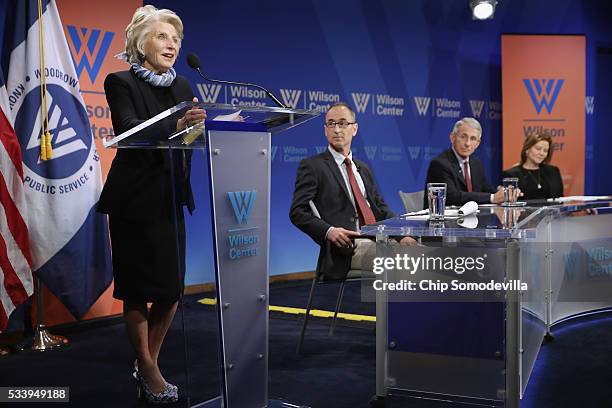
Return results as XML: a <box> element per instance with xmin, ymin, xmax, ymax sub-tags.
<box><xmin>0</xmin><ymin>67</ymin><xmax>34</xmax><ymax>331</ymax></box>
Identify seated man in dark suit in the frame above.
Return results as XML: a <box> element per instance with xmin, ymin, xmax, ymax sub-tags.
<box><xmin>424</xmin><ymin>117</ymin><xmax>505</xmax><ymax>207</ymax></box>
<box><xmin>290</xmin><ymin>102</ymin><xmax>416</xmax><ymax>280</ymax></box>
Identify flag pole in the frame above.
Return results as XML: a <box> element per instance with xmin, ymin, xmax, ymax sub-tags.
<box><xmin>27</xmin><ymin>0</ymin><xmax>65</xmax><ymax>351</ymax></box>
<box><xmin>29</xmin><ymin>277</ymin><xmax>68</xmax><ymax>351</ymax></box>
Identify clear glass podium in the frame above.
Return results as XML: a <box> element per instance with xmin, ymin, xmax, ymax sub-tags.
<box><xmin>362</xmin><ymin>201</ymin><xmax>612</xmax><ymax>408</ymax></box>
<box><xmin>104</xmin><ymin>102</ymin><xmax>319</xmax><ymax>408</ymax></box>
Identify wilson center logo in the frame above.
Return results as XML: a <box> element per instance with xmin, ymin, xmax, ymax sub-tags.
<box><xmin>351</xmin><ymin>93</ymin><xmax>371</xmax><ymax>114</ymax></box>
<box><xmin>196</xmin><ymin>83</ymin><xmax>222</xmax><ymax>103</ymax></box>
<box><xmin>228</xmin><ymin>190</ymin><xmax>256</xmax><ymax>224</ymax></box>
<box><xmin>66</xmin><ymin>26</ymin><xmax>114</xmax><ymax>83</ymax></box>
<box><xmin>364</xmin><ymin>146</ymin><xmax>377</xmax><ymax>160</ymax></box>
<box><xmin>279</xmin><ymin>89</ymin><xmax>302</xmax><ymax>108</ymax></box>
<box><xmin>407</xmin><ymin>146</ymin><xmax>421</xmax><ymax>160</ymax></box>
<box><xmin>585</xmin><ymin>96</ymin><xmax>594</xmax><ymax>115</ymax></box>
<box><xmin>469</xmin><ymin>100</ymin><xmax>485</xmax><ymax>118</ymax></box>
<box><xmin>226</xmin><ymin>190</ymin><xmax>258</xmax><ymax>260</ymax></box>
<box><xmin>271</xmin><ymin>145</ymin><xmax>279</xmax><ymax>161</ymax></box>
<box><xmin>523</xmin><ymin>78</ymin><xmax>564</xmax><ymax>114</ymax></box>
<box><xmin>413</xmin><ymin>96</ymin><xmax>431</xmax><ymax>116</ymax></box>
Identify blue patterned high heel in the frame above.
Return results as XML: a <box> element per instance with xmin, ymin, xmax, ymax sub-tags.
<box><xmin>135</xmin><ymin>371</ymin><xmax>178</xmax><ymax>404</ymax></box>
<box><xmin>133</xmin><ymin>360</ymin><xmax>178</xmax><ymax>394</ymax></box>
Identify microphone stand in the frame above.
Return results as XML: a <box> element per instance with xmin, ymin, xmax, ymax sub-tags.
<box><xmin>193</xmin><ymin>67</ymin><xmax>287</xmax><ymax>109</ymax></box>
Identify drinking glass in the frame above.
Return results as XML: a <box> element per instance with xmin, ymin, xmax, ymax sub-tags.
<box><xmin>427</xmin><ymin>183</ymin><xmax>447</xmax><ymax>220</ymax></box>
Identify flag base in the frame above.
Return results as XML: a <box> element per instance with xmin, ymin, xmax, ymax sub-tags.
<box><xmin>30</xmin><ymin>324</ymin><xmax>68</xmax><ymax>351</ymax></box>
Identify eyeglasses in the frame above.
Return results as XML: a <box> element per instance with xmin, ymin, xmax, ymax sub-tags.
<box><xmin>325</xmin><ymin>120</ymin><xmax>356</xmax><ymax>129</ymax></box>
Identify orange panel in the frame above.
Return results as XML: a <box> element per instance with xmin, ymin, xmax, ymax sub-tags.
<box><xmin>39</xmin><ymin>0</ymin><xmax>143</xmax><ymax>326</ymax></box>
<box><xmin>502</xmin><ymin>35</ymin><xmax>586</xmax><ymax>195</ymax></box>
<box><xmin>57</xmin><ymin>0</ymin><xmax>143</xmax><ymax>179</ymax></box>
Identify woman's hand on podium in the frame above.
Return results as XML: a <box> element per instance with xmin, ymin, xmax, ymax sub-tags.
<box><xmin>177</xmin><ymin>97</ymin><xmax>207</xmax><ymax>131</ymax></box>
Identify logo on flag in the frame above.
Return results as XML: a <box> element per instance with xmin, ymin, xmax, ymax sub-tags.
<box><xmin>523</xmin><ymin>78</ymin><xmax>564</xmax><ymax>114</ymax></box>
<box><xmin>413</xmin><ymin>96</ymin><xmax>431</xmax><ymax>116</ymax></box>
<box><xmin>16</xmin><ymin>85</ymin><xmax>90</xmax><ymax>178</ymax></box>
<box><xmin>351</xmin><ymin>93</ymin><xmax>371</xmax><ymax>114</ymax></box>
<box><xmin>66</xmin><ymin>26</ymin><xmax>114</xmax><ymax>84</ymax></box>
<box><xmin>196</xmin><ymin>83</ymin><xmax>222</xmax><ymax>103</ymax></box>
<box><xmin>279</xmin><ymin>89</ymin><xmax>302</xmax><ymax>108</ymax></box>
<box><xmin>228</xmin><ymin>191</ymin><xmax>256</xmax><ymax>224</ymax></box>
<box><xmin>469</xmin><ymin>100</ymin><xmax>485</xmax><ymax>118</ymax></box>
<box><xmin>4</xmin><ymin>0</ymin><xmax>111</xmax><ymax>319</ymax></box>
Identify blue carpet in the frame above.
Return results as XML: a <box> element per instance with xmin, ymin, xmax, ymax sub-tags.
<box><xmin>0</xmin><ymin>280</ymin><xmax>611</xmax><ymax>407</ymax></box>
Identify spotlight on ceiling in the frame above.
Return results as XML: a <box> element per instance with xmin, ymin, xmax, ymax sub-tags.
<box><xmin>470</xmin><ymin>0</ymin><xmax>497</xmax><ymax>20</ymax></box>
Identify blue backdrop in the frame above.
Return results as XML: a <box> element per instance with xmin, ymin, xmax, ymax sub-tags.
<box><xmin>4</xmin><ymin>0</ymin><xmax>610</xmax><ymax>285</ymax></box>
<box><xmin>145</xmin><ymin>0</ymin><xmax>612</xmax><ymax>285</ymax></box>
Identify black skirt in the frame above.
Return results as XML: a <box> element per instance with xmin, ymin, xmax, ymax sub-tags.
<box><xmin>109</xmin><ymin>210</ymin><xmax>185</xmax><ymax>303</ymax></box>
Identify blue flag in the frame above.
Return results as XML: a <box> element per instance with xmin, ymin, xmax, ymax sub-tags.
<box><xmin>2</xmin><ymin>0</ymin><xmax>112</xmax><ymax>319</ymax></box>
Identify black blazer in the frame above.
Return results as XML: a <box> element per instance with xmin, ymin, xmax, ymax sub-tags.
<box><xmin>424</xmin><ymin>148</ymin><xmax>496</xmax><ymax>207</ymax></box>
<box><xmin>289</xmin><ymin>150</ymin><xmax>394</xmax><ymax>280</ymax></box>
<box><xmin>503</xmin><ymin>164</ymin><xmax>563</xmax><ymax>200</ymax></box>
<box><xmin>97</xmin><ymin>70</ymin><xmax>195</xmax><ymax>219</ymax></box>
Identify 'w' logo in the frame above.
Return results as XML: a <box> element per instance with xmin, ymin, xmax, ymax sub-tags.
<box><xmin>563</xmin><ymin>250</ymin><xmax>583</xmax><ymax>281</ymax></box>
<box><xmin>228</xmin><ymin>191</ymin><xmax>256</xmax><ymax>224</ymax></box>
<box><xmin>364</xmin><ymin>146</ymin><xmax>377</xmax><ymax>160</ymax></box>
<box><xmin>315</xmin><ymin>146</ymin><xmax>327</xmax><ymax>154</ymax></box>
<box><xmin>27</xmin><ymin>91</ymin><xmax>87</xmax><ymax>161</ymax></box>
<box><xmin>469</xmin><ymin>100</ymin><xmax>485</xmax><ymax>118</ymax></box>
<box><xmin>351</xmin><ymin>93</ymin><xmax>370</xmax><ymax>113</ymax></box>
<box><xmin>280</xmin><ymin>89</ymin><xmax>302</xmax><ymax>108</ymax></box>
<box><xmin>197</xmin><ymin>83</ymin><xmax>222</xmax><ymax>103</ymax></box>
<box><xmin>271</xmin><ymin>145</ymin><xmax>279</xmax><ymax>161</ymax></box>
<box><xmin>523</xmin><ymin>79</ymin><xmax>564</xmax><ymax>114</ymax></box>
<box><xmin>66</xmin><ymin>26</ymin><xmax>114</xmax><ymax>83</ymax></box>
<box><xmin>585</xmin><ymin>96</ymin><xmax>594</xmax><ymax>115</ymax></box>
<box><xmin>413</xmin><ymin>96</ymin><xmax>431</xmax><ymax>116</ymax></box>
<box><xmin>407</xmin><ymin>146</ymin><xmax>421</xmax><ymax>160</ymax></box>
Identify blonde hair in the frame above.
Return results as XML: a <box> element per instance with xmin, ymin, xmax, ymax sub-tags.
<box><xmin>124</xmin><ymin>5</ymin><xmax>184</xmax><ymax>64</ymax></box>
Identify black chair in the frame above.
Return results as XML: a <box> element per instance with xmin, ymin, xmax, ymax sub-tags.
<box><xmin>296</xmin><ymin>201</ymin><xmax>375</xmax><ymax>354</ymax></box>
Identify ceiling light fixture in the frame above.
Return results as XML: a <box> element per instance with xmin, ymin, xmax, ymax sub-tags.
<box><xmin>470</xmin><ymin>0</ymin><xmax>497</xmax><ymax>20</ymax></box>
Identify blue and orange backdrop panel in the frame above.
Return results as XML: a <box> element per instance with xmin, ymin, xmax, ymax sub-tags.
<box><xmin>35</xmin><ymin>0</ymin><xmax>612</xmax><ymax>323</ymax></box>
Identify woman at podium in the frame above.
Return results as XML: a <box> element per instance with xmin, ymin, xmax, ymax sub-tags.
<box><xmin>503</xmin><ymin>133</ymin><xmax>564</xmax><ymax>200</ymax></box>
<box><xmin>96</xmin><ymin>5</ymin><xmax>205</xmax><ymax>404</ymax></box>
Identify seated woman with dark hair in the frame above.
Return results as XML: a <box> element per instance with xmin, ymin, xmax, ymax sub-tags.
<box><xmin>503</xmin><ymin>133</ymin><xmax>564</xmax><ymax>200</ymax></box>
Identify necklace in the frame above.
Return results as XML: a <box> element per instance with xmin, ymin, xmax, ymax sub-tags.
<box><xmin>525</xmin><ymin>168</ymin><xmax>542</xmax><ymax>189</ymax></box>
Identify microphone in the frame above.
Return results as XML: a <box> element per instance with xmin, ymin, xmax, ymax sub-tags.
<box><xmin>186</xmin><ymin>53</ymin><xmax>287</xmax><ymax>109</ymax></box>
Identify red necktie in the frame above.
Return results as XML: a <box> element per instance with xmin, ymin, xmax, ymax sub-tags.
<box><xmin>344</xmin><ymin>158</ymin><xmax>376</xmax><ymax>225</ymax></box>
<box><xmin>463</xmin><ymin>160</ymin><xmax>472</xmax><ymax>192</ymax></box>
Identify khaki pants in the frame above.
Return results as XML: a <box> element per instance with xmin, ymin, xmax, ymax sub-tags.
<box><xmin>350</xmin><ymin>238</ymin><xmax>377</xmax><ymax>271</ymax></box>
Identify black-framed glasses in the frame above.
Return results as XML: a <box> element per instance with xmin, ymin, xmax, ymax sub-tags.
<box><xmin>325</xmin><ymin>119</ymin><xmax>356</xmax><ymax>129</ymax></box>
